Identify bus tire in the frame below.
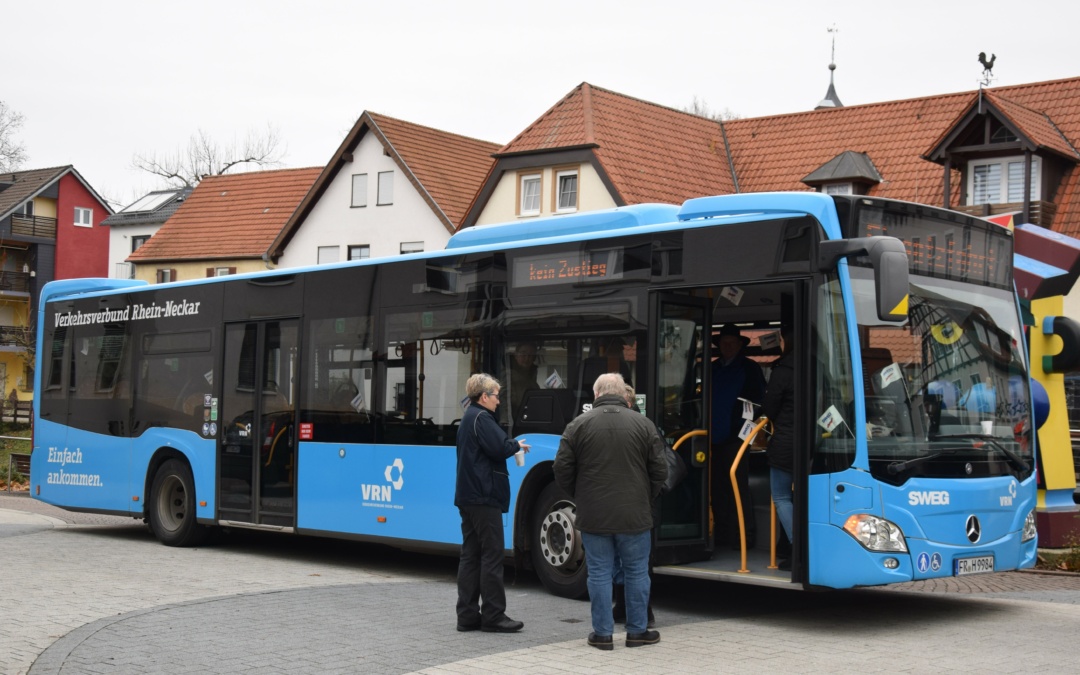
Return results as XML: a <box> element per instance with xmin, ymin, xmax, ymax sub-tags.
<box><xmin>149</xmin><ymin>459</ymin><xmax>206</xmax><ymax>547</ymax></box>
<box><xmin>530</xmin><ymin>482</ymin><xmax>587</xmax><ymax>599</ymax></box>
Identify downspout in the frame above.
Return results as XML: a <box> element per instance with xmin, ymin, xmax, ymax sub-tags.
<box><xmin>718</xmin><ymin>118</ymin><xmax>740</xmax><ymax>193</ymax></box>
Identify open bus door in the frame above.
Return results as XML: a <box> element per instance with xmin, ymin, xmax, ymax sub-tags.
<box><xmin>219</xmin><ymin>319</ymin><xmax>300</xmax><ymax>529</ymax></box>
<box><xmin>650</xmin><ymin>293</ymin><xmax>711</xmax><ymax>565</ymax></box>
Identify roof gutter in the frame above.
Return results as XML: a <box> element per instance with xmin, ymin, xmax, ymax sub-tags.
<box><xmin>718</xmin><ymin>118</ymin><xmax>740</xmax><ymax>193</ymax></box>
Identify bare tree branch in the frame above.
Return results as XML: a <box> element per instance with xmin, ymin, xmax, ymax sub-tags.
<box><xmin>132</xmin><ymin>124</ymin><xmax>285</xmax><ymax>187</ymax></box>
<box><xmin>683</xmin><ymin>96</ymin><xmax>742</xmax><ymax>122</ymax></box>
<box><xmin>0</xmin><ymin>100</ymin><xmax>28</xmax><ymax>173</ymax></box>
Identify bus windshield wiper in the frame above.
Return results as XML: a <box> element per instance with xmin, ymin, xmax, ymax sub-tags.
<box><xmin>887</xmin><ymin>449</ymin><xmax>955</xmax><ymax>475</ymax></box>
<box><xmin>928</xmin><ymin>433</ymin><xmax>1030</xmax><ymax>473</ymax></box>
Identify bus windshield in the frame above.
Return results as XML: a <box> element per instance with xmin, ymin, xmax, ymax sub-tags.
<box><xmin>850</xmin><ymin>268</ymin><xmax>1032</xmax><ymax>484</ymax></box>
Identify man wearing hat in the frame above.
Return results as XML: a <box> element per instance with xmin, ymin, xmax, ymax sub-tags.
<box><xmin>710</xmin><ymin>324</ymin><xmax>766</xmax><ymax>550</ymax></box>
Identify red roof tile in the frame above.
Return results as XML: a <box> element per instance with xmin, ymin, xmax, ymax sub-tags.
<box><xmin>129</xmin><ymin>167</ymin><xmax>321</xmax><ymax>262</ymax></box>
<box><xmin>367</xmin><ymin>112</ymin><xmax>500</xmax><ymax>229</ymax></box>
<box><xmin>498</xmin><ymin>77</ymin><xmax>1080</xmax><ymax>238</ymax></box>
<box><xmin>501</xmin><ymin>83</ymin><xmax>737</xmax><ymax>204</ymax></box>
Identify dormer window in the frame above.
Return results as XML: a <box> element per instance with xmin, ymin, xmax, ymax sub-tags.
<box><xmin>967</xmin><ymin>157</ymin><xmax>1040</xmax><ymax>205</ymax></box>
<box><xmin>823</xmin><ymin>183</ymin><xmax>853</xmax><ymax>195</ymax></box>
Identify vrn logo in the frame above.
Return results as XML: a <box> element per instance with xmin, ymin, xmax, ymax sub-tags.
<box><xmin>908</xmin><ymin>490</ymin><xmax>950</xmax><ymax>506</ymax></box>
<box><xmin>361</xmin><ymin>458</ymin><xmax>405</xmax><ymax>502</ymax></box>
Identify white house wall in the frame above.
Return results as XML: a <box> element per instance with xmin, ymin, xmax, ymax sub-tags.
<box><xmin>278</xmin><ymin>132</ymin><xmax>449</xmax><ymax>267</ymax></box>
<box><xmin>109</xmin><ymin>223</ymin><xmax>160</xmax><ymax>278</ymax></box>
<box><xmin>475</xmin><ymin>162</ymin><xmax>618</xmax><ymax>226</ymax></box>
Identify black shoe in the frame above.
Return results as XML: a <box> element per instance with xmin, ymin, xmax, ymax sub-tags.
<box><xmin>778</xmin><ymin>558</ymin><xmax>791</xmax><ymax>571</ymax></box>
<box><xmin>456</xmin><ymin>621</ymin><xmax>481</xmax><ymax>632</ymax></box>
<box><xmin>588</xmin><ymin>632</ymin><xmax>614</xmax><ymax>651</ymax></box>
<box><xmin>481</xmin><ymin>617</ymin><xmax>524</xmax><ymax>633</ymax></box>
<box><xmin>626</xmin><ymin>629</ymin><xmax>661</xmax><ymax>647</ymax></box>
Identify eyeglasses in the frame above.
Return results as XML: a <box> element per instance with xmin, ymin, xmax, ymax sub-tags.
<box><xmin>486</xmin><ymin>391</ymin><xmax>500</xmax><ymax>399</ymax></box>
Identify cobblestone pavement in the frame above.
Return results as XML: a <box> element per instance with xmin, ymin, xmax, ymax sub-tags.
<box><xmin>4</xmin><ymin>492</ymin><xmax>1080</xmax><ymax>675</ymax></box>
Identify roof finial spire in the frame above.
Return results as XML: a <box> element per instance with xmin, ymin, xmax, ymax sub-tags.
<box><xmin>815</xmin><ymin>25</ymin><xmax>843</xmax><ymax>110</ymax></box>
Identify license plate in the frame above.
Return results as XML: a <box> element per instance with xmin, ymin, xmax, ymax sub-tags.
<box><xmin>954</xmin><ymin>555</ymin><xmax>994</xmax><ymax>576</ymax></box>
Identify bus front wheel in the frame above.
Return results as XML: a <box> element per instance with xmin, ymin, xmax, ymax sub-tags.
<box><xmin>149</xmin><ymin>459</ymin><xmax>206</xmax><ymax>547</ymax></box>
<box><xmin>530</xmin><ymin>482</ymin><xmax>587</xmax><ymax>599</ymax></box>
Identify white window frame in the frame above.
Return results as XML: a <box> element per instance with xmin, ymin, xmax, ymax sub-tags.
<box><xmin>318</xmin><ymin>245</ymin><xmax>340</xmax><ymax>265</ymax></box>
<box><xmin>351</xmin><ymin>174</ymin><xmax>368</xmax><ymax>207</ymax></box>
<box><xmin>74</xmin><ymin>207</ymin><xmax>93</xmax><ymax>228</ymax></box>
<box><xmin>348</xmin><ymin>245</ymin><xmax>370</xmax><ymax>260</ymax></box>
<box><xmin>400</xmin><ymin>241</ymin><xmax>424</xmax><ymax>255</ymax></box>
<box><xmin>967</xmin><ymin>156</ymin><xmax>1041</xmax><ymax>205</ymax></box>
<box><xmin>213</xmin><ymin>267</ymin><xmax>232</xmax><ymax>277</ymax></box>
<box><xmin>377</xmin><ymin>171</ymin><xmax>394</xmax><ymax>206</ymax></box>
<box><xmin>519</xmin><ymin>173</ymin><xmax>541</xmax><ymax>216</ymax></box>
<box><xmin>555</xmin><ymin>169</ymin><xmax>578</xmax><ymax>213</ymax></box>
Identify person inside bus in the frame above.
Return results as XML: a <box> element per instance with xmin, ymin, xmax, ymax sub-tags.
<box><xmin>508</xmin><ymin>341</ymin><xmax>540</xmax><ymax>417</ymax></box>
<box><xmin>581</xmin><ymin>336</ymin><xmax>633</xmax><ymax>394</ymax></box>
<box><xmin>709</xmin><ymin>324</ymin><xmax>765</xmax><ymax>551</ymax></box>
<box><xmin>762</xmin><ymin>327</ymin><xmax>795</xmax><ymax>571</ymax></box>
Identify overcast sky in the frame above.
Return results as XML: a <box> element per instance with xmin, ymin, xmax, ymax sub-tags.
<box><xmin>5</xmin><ymin>0</ymin><xmax>1077</xmax><ymax>207</ymax></box>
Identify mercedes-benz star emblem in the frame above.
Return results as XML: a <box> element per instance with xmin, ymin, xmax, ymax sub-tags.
<box><xmin>965</xmin><ymin>515</ymin><xmax>981</xmax><ymax>543</ymax></box>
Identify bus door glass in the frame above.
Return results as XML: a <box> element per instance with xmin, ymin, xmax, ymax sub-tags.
<box><xmin>652</xmin><ymin>294</ymin><xmax>709</xmax><ymax>554</ymax></box>
<box><xmin>220</xmin><ymin>320</ymin><xmax>299</xmax><ymax>527</ymax></box>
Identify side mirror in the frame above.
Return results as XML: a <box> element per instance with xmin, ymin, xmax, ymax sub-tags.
<box><xmin>819</xmin><ymin>236</ymin><xmax>909</xmax><ymax>322</ymax></box>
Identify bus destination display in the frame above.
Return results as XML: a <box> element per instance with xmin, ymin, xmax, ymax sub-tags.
<box><xmin>856</xmin><ymin>208</ymin><xmax>1012</xmax><ymax>289</ymax></box>
<box><xmin>512</xmin><ymin>249</ymin><xmax>623</xmax><ymax>287</ymax></box>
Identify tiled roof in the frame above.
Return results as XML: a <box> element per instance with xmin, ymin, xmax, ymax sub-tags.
<box><xmin>500</xmin><ymin>83</ymin><xmax>737</xmax><ymax>204</ymax></box>
<box><xmin>368</xmin><ymin>112</ymin><xmax>500</xmax><ymax>229</ymax></box>
<box><xmin>128</xmin><ymin>168</ymin><xmax>321</xmax><ymax>262</ymax></box>
<box><xmin>0</xmin><ymin>166</ymin><xmax>72</xmax><ymax>218</ymax></box>
<box><xmin>497</xmin><ymin>77</ymin><xmax>1080</xmax><ymax>237</ymax></box>
<box><xmin>270</xmin><ymin>112</ymin><xmax>499</xmax><ymax>258</ymax></box>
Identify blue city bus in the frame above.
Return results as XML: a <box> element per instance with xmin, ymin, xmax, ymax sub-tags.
<box><xmin>30</xmin><ymin>192</ymin><xmax>1038</xmax><ymax>596</ymax></box>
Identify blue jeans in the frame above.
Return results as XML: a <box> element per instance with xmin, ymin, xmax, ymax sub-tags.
<box><xmin>581</xmin><ymin>530</ymin><xmax>651</xmax><ymax>635</ymax></box>
<box><xmin>770</xmin><ymin>467</ymin><xmax>794</xmax><ymax>543</ymax></box>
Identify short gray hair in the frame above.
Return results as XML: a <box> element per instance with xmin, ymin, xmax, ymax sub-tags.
<box><xmin>593</xmin><ymin>373</ymin><xmax>626</xmax><ymax>399</ymax></box>
<box><xmin>465</xmin><ymin>373</ymin><xmax>500</xmax><ymax>400</ymax></box>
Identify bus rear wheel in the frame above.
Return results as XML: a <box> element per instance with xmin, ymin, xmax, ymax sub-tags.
<box><xmin>530</xmin><ymin>482</ymin><xmax>587</xmax><ymax>598</ymax></box>
<box><xmin>149</xmin><ymin>459</ymin><xmax>206</xmax><ymax>547</ymax></box>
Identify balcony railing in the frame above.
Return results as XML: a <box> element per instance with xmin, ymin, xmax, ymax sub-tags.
<box><xmin>953</xmin><ymin>200</ymin><xmax>1058</xmax><ymax>227</ymax></box>
<box><xmin>0</xmin><ymin>271</ymin><xmax>30</xmax><ymax>293</ymax></box>
<box><xmin>10</xmin><ymin>214</ymin><xmax>57</xmax><ymax>239</ymax></box>
<box><xmin>0</xmin><ymin>325</ymin><xmax>31</xmax><ymax>348</ymax></box>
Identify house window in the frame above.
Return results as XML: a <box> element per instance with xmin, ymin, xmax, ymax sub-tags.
<box><xmin>519</xmin><ymin>173</ymin><xmax>541</xmax><ymax>216</ymax></box>
<box><xmin>318</xmin><ymin>246</ymin><xmax>340</xmax><ymax>264</ymax></box>
<box><xmin>351</xmin><ymin>174</ymin><xmax>368</xmax><ymax>207</ymax></box>
<box><xmin>555</xmin><ymin>169</ymin><xmax>578</xmax><ymax>213</ymax></box>
<box><xmin>131</xmin><ymin>235</ymin><xmax>150</xmax><ymax>253</ymax></box>
<box><xmin>74</xmin><ymin>207</ymin><xmax>93</xmax><ymax>227</ymax></box>
<box><xmin>23</xmin><ymin>365</ymin><xmax>34</xmax><ymax>392</ymax></box>
<box><xmin>348</xmin><ymin>245</ymin><xmax>370</xmax><ymax>260</ymax></box>
<box><xmin>377</xmin><ymin>171</ymin><xmax>394</xmax><ymax>205</ymax></box>
<box><xmin>207</xmin><ymin>267</ymin><xmax>235</xmax><ymax>277</ymax></box>
<box><xmin>19</xmin><ymin>201</ymin><xmax>34</xmax><ymax>216</ymax></box>
<box><xmin>400</xmin><ymin>241</ymin><xmax>424</xmax><ymax>255</ymax></box>
<box><xmin>968</xmin><ymin>157</ymin><xmax>1040</xmax><ymax>205</ymax></box>
<box><xmin>156</xmin><ymin>269</ymin><xmax>176</xmax><ymax>283</ymax></box>
<box><xmin>824</xmin><ymin>183</ymin><xmax>853</xmax><ymax>195</ymax></box>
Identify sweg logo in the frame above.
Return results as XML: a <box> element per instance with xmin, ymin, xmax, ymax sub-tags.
<box><xmin>361</xmin><ymin>458</ymin><xmax>404</xmax><ymax>502</ymax></box>
<box><xmin>908</xmin><ymin>490</ymin><xmax>950</xmax><ymax>506</ymax></box>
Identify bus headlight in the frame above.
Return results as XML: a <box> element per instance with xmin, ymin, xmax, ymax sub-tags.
<box><xmin>843</xmin><ymin>514</ymin><xmax>908</xmax><ymax>552</ymax></box>
<box><xmin>1021</xmin><ymin>509</ymin><xmax>1037</xmax><ymax>542</ymax></box>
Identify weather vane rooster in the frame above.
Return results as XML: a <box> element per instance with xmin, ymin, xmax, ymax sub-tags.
<box><xmin>978</xmin><ymin>52</ymin><xmax>996</xmax><ymax>87</ymax></box>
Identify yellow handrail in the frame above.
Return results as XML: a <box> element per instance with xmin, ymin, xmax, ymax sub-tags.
<box><xmin>731</xmin><ymin>417</ymin><xmax>769</xmax><ymax>573</ymax></box>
